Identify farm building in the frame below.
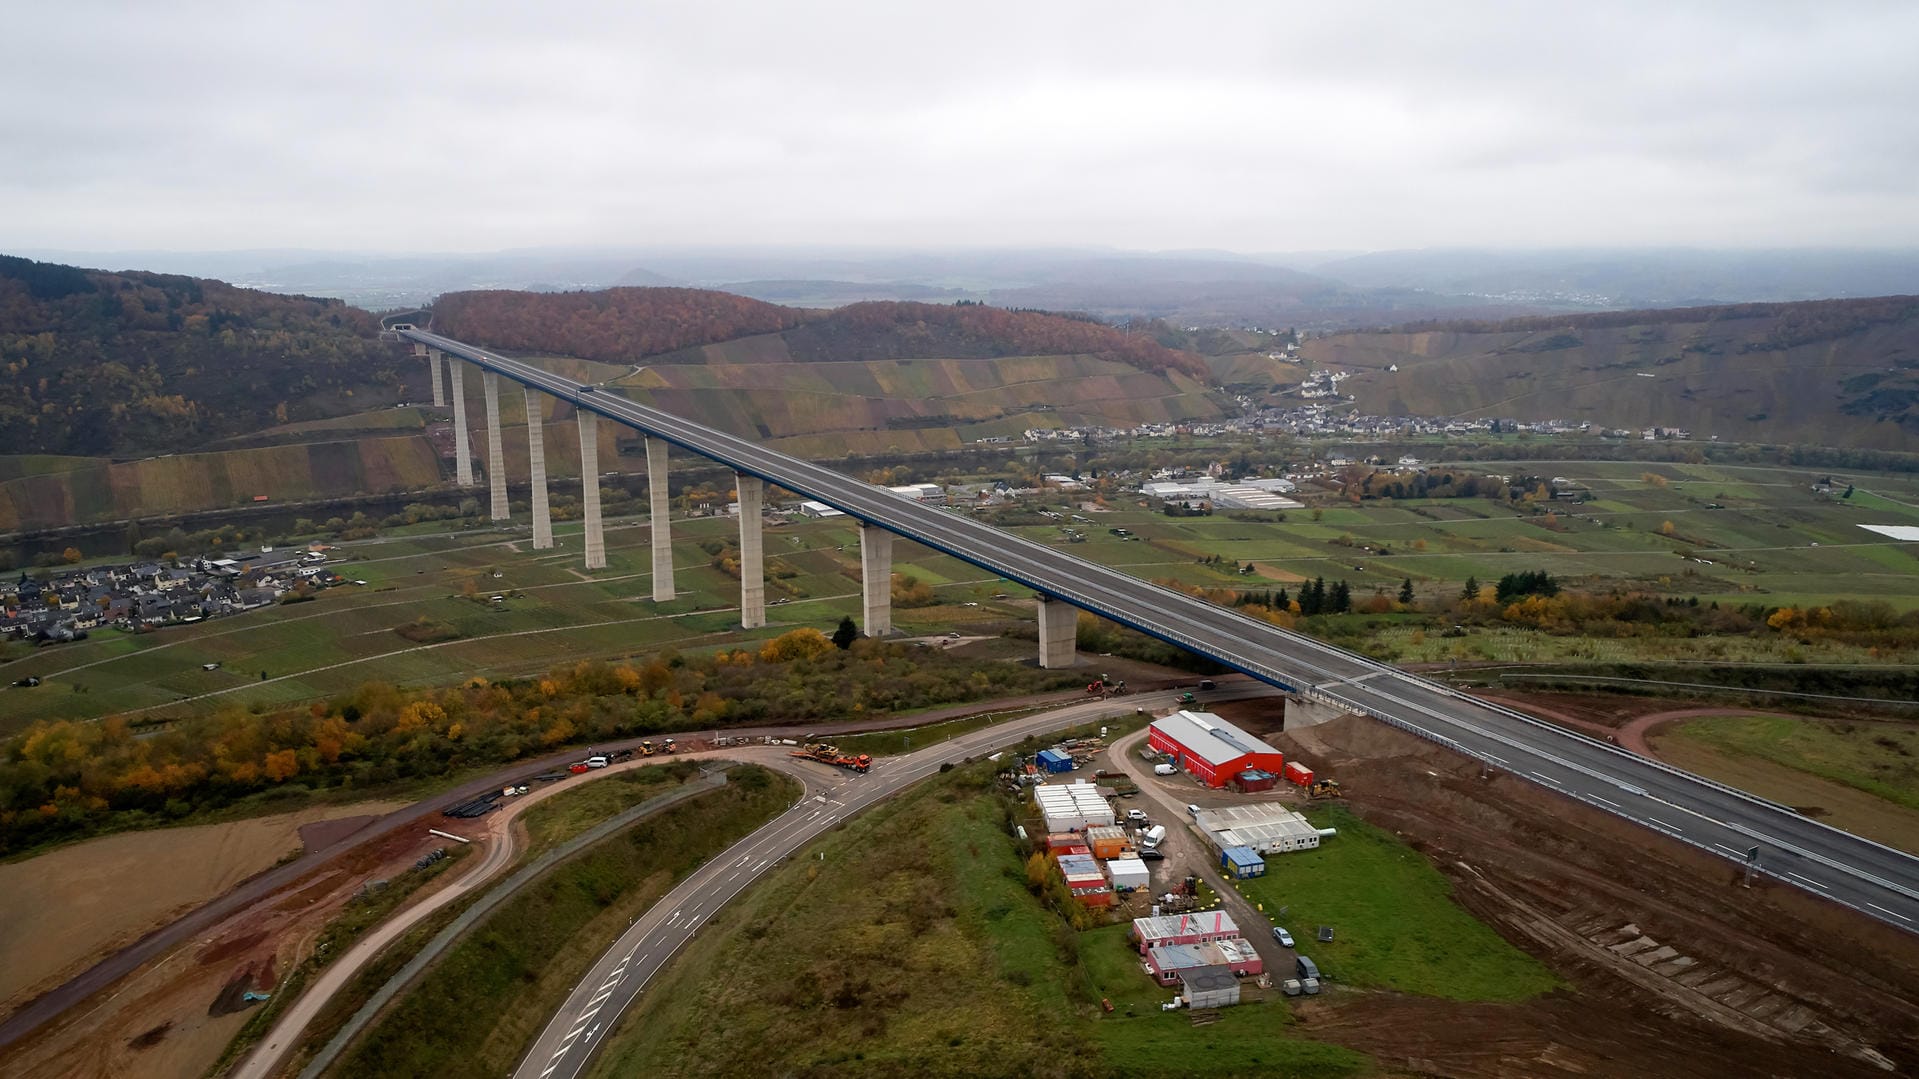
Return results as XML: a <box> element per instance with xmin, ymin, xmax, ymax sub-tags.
<box><xmin>1220</xmin><ymin>846</ymin><xmax>1266</xmax><ymax>878</ymax></box>
<box><xmin>1146</xmin><ymin>938</ymin><xmax>1264</xmax><ymax>984</ymax></box>
<box><xmin>1147</xmin><ymin>711</ymin><xmax>1286</xmax><ymax>788</ymax></box>
<box><xmin>1179</xmin><ymin>966</ymin><xmax>1242</xmax><ymax>1009</ymax></box>
<box><xmin>1131</xmin><ymin>911</ymin><xmax>1240</xmax><ymax>953</ymax></box>
<box><xmin>1194</xmin><ymin>804</ymin><xmax>1326</xmax><ymax>855</ymax></box>
<box><xmin>1035</xmin><ymin>781</ymin><xmax>1115</xmax><ymax>832</ymax></box>
<box><xmin>1106</xmin><ymin>856</ymin><xmax>1149</xmax><ymax>891</ymax></box>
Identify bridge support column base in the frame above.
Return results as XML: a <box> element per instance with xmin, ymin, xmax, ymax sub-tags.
<box><xmin>737</xmin><ymin>474</ymin><xmax>765</xmax><ymax>628</ymax></box>
<box><xmin>1037</xmin><ymin>596</ymin><xmax>1078</xmax><ymax>668</ymax></box>
<box><xmin>647</xmin><ymin>437</ymin><xmax>674</xmax><ymax>602</ymax></box>
<box><xmin>579</xmin><ymin>410</ymin><xmax>606</xmax><ymax>570</ymax></box>
<box><xmin>483</xmin><ymin>370</ymin><xmax>508</xmax><ymax>520</ymax></box>
<box><xmin>860</xmin><ymin>523</ymin><xmax>892</xmax><ymax>636</ymax></box>
<box><xmin>526</xmin><ymin>386</ymin><xmax>553</xmax><ymax>548</ymax></box>
<box><xmin>449</xmin><ymin>361</ymin><xmax>473</xmax><ymax>486</ymax></box>
<box><xmin>1284</xmin><ymin>696</ymin><xmax>1357</xmax><ymax>729</ymax></box>
<box><xmin>427</xmin><ymin>348</ymin><xmax>445</xmax><ymax>406</ymax></box>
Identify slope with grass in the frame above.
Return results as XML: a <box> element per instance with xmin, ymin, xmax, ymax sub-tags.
<box><xmin>588</xmin><ymin>762</ymin><xmax>1369</xmax><ymax>1079</ymax></box>
<box><xmin>1238</xmin><ymin>806</ymin><xmax>1562</xmax><ymax>1002</ymax></box>
<box><xmin>1305</xmin><ymin>296</ymin><xmax>1919</xmax><ymax>449</ymax></box>
<box><xmin>328</xmin><ymin>764</ymin><xmax>799</xmax><ymax>1079</ymax></box>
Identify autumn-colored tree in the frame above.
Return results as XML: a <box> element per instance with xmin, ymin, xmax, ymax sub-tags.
<box><xmin>759</xmin><ymin>628</ymin><xmax>834</xmax><ymax>664</ymax></box>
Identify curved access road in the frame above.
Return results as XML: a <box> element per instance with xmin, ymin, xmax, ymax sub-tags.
<box><xmin>514</xmin><ymin>685</ymin><xmax>1272</xmax><ymax>1079</ymax></box>
<box><xmin>236</xmin><ymin>752</ymin><xmax>779</xmax><ymax>1079</ymax></box>
<box><xmin>403</xmin><ymin>328</ymin><xmax>1919</xmax><ymax>935</ymax></box>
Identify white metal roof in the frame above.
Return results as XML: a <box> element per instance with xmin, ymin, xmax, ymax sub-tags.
<box><xmin>1133</xmin><ymin>911</ymin><xmax>1239</xmax><ymax>941</ymax></box>
<box><xmin>1152</xmin><ymin>711</ymin><xmax>1281</xmax><ymax>768</ymax></box>
<box><xmin>1197</xmin><ymin>803</ymin><xmax>1319</xmax><ymax>847</ymax></box>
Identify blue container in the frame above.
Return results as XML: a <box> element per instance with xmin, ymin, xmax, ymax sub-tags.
<box><xmin>1036</xmin><ymin>749</ymin><xmax>1074</xmax><ymax>773</ymax></box>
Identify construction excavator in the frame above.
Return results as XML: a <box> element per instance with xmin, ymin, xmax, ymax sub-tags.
<box><xmin>1085</xmin><ymin>678</ymin><xmax>1128</xmax><ymax>698</ymax></box>
<box><xmin>791</xmin><ymin>742</ymin><xmax>873</xmax><ymax>773</ymax></box>
<box><xmin>1308</xmin><ymin>779</ymin><xmax>1345</xmax><ymax>800</ymax></box>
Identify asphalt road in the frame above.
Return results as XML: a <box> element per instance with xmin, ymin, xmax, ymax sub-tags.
<box><xmin>405</xmin><ymin>329</ymin><xmax>1919</xmax><ymax>933</ymax></box>
<box><xmin>513</xmin><ymin>687</ymin><xmax>1233</xmax><ymax>1079</ymax></box>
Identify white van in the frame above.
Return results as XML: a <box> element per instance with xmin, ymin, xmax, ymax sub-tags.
<box><xmin>1153</xmin><ymin>763</ymin><xmax>1177</xmax><ymax>776</ymax></box>
<box><xmin>1142</xmin><ymin>825</ymin><xmax>1168</xmax><ymax>849</ymax></box>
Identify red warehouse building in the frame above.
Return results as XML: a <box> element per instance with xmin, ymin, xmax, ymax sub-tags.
<box><xmin>1147</xmin><ymin>711</ymin><xmax>1286</xmax><ymax>789</ymax></box>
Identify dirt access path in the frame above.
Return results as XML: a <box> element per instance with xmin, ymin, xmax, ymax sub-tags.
<box><xmin>0</xmin><ymin>801</ymin><xmax>403</xmax><ymax>1014</ymax></box>
<box><xmin>1204</xmin><ymin>696</ymin><xmax>1919</xmax><ymax>1077</ymax></box>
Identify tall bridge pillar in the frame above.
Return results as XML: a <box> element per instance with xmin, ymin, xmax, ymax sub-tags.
<box><xmin>482</xmin><ymin>371</ymin><xmax>508</xmax><ymax>520</ymax></box>
<box><xmin>736</xmin><ymin>473</ymin><xmax>765</xmax><ymax>629</ymax></box>
<box><xmin>449</xmin><ymin>361</ymin><xmax>473</xmax><ymax>486</ymax></box>
<box><xmin>525</xmin><ymin>386</ymin><xmax>553</xmax><ymax>549</ymax></box>
<box><xmin>646</xmin><ymin>437</ymin><xmax>674</xmax><ymax>602</ymax></box>
<box><xmin>427</xmin><ymin>348</ymin><xmax>445</xmax><ymax>407</ymax></box>
<box><xmin>412</xmin><ymin>341</ymin><xmax>427</xmax><ymax>357</ymax></box>
<box><xmin>1037</xmin><ymin>596</ymin><xmax>1078</xmax><ymax>668</ymax></box>
<box><xmin>860</xmin><ymin>523</ymin><xmax>893</xmax><ymax>636</ymax></box>
<box><xmin>578</xmin><ymin>410</ymin><xmax>606</xmax><ymax>569</ymax></box>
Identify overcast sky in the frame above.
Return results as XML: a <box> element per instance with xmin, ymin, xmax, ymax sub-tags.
<box><xmin>5</xmin><ymin>1</ymin><xmax>1916</xmax><ymax>254</ymax></box>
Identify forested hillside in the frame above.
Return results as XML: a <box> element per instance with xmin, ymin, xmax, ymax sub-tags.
<box><xmin>1305</xmin><ymin>295</ymin><xmax>1919</xmax><ymax>450</ymax></box>
<box><xmin>432</xmin><ymin>287</ymin><xmax>807</xmax><ymax>362</ymax></box>
<box><xmin>434</xmin><ymin>289</ymin><xmax>1209</xmax><ymax>379</ymax></box>
<box><xmin>0</xmin><ymin>255</ymin><xmax>404</xmax><ymax>456</ymax></box>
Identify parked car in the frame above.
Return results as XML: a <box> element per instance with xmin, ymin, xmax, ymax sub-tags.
<box><xmin>1138</xmin><ymin>849</ymin><xmax>1166</xmax><ymax>861</ymax></box>
<box><xmin>1153</xmin><ymin>763</ymin><xmax>1177</xmax><ymax>776</ymax></box>
<box><xmin>1197</xmin><ymin>679</ymin><xmax>1216</xmax><ymax>690</ymax></box>
<box><xmin>586</xmin><ymin>755</ymin><xmax>609</xmax><ymax>769</ymax></box>
<box><xmin>1187</xmin><ymin>803</ymin><xmax>1203</xmax><ymax>818</ymax></box>
<box><xmin>1272</xmin><ymin>926</ymin><xmax>1295</xmax><ymax>947</ymax></box>
<box><xmin>1126</xmin><ymin>808</ymin><xmax>1149</xmax><ymax>823</ymax></box>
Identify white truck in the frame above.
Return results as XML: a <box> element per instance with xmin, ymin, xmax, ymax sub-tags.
<box><xmin>1142</xmin><ymin>824</ymin><xmax>1168</xmax><ymax>850</ymax></box>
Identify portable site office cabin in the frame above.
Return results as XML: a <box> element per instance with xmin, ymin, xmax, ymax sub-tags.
<box><xmin>1179</xmin><ymin>966</ymin><xmax>1242</xmax><ymax>1009</ymax></box>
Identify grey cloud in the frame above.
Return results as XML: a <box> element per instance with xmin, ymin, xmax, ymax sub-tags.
<box><xmin>2</xmin><ymin>0</ymin><xmax>1916</xmax><ymax>252</ymax></box>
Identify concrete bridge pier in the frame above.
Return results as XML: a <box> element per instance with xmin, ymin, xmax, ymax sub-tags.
<box><xmin>412</xmin><ymin>341</ymin><xmax>427</xmax><ymax>357</ymax></box>
<box><xmin>646</xmin><ymin>437</ymin><xmax>674</xmax><ymax>602</ymax></box>
<box><xmin>1037</xmin><ymin>596</ymin><xmax>1078</xmax><ymax>668</ymax></box>
<box><xmin>525</xmin><ymin>386</ymin><xmax>553</xmax><ymax>549</ymax></box>
<box><xmin>736</xmin><ymin>473</ymin><xmax>766</xmax><ymax>629</ymax></box>
<box><xmin>482</xmin><ymin>371</ymin><xmax>508</xmax><ymax>520</ymax></box>
<box><xmin>578</xmin><ymin>409</ymin><xmax>606</xmax><ymax>569</ymax></box>
<box><xmin>449</xmin><ymin>361</ymin><xmax>473</xmax><ymax>486</ymax></box>
<box><xmin>427</xmin><ymin>348</ymin><xmax>445</xmax><ymax>407</ymax></box>
<box><xmin>860</xmin><ymin>523</ymin><xmax>893</xmax><ymax>636</ymax></box>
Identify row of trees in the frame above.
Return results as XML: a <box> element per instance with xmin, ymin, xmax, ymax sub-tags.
<box><xmin>0</xmin><ymin>635</ymin><xmax>1084</xmax><ymax>857</ymax></box>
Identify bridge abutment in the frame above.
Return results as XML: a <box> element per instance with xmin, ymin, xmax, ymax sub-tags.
<box><xmin>647</xmin><ymin>437</ymin><xmax>674</xmax><ymax>602</ymax></box>
<box><xmin>525</xmin><ymin>386</ymin><xmax>553</xmax><ymax>549</ymax></box>
<box><xmin>1037</xmin><ymin>596</ymin><xmax>1078</xmax><ymax>668</ymax></box>
<box><xmin>449</xmin><ymin>361</ymin><xmax>473</xmax><ymax>486</ymax></box>
<box><xmin>578</xmin><ymin>409</ymin><xmax>606</xmax><ymax>569</ymax></box>
<box><xmin>1284</xmin><ymin>696</ymin><xmax>1357</xmax><ymax>729</ymax></box>
<box><xmin>483</xmin><ymin>371</ymin><xmax>508</xmax><ymax>520</ymax></box>
<box><xmin>860</xmin><ymin>523</ymin><xmax>892</xmax><ymax>636</ymax></box>
<box><xmin>736</xmin><ymin>473</ymin><xmax>765</xmax><ymax>629</ymax></box>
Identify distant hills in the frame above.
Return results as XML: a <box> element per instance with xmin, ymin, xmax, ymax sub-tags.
<box><xmin>22</xmin><ymin>245</ymin><xmax>1919</xmax><ymax>332</ymax></box>
<box><xmin>6</xmin><ymin>248</ymin><xmax>1919</xmax><ymax>536</ymax></box>
<box><xmin>1304</xmin><ymin>295</ymin><xmax>1919</xmax><ymax>450</ymax></box>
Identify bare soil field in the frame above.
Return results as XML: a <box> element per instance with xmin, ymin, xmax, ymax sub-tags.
<box><xmin>0</xmin><ymin>806</ymin><xmax>460</xmax><ymax>1079</ymax></box>
<box><xmin>0</xmin><ymin>801</ymin><xmax>403</xmax><ymax>1014</ymax></box>
<box><xmin>1213</xmin><ymin>698</ymin><xmax>1919</xmax><ymax>1077</ymax></box>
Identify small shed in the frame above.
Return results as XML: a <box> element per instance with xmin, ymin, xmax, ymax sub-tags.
<box><xmin>1232</xmin><ymin>769</ymin><xmax>1278</xmax><ymax>793</ymax></box>
<box><xmin>1036</xmin><ymin>748</ymin><xmax>1074</xmax><ymax>773</ymax></box>
<box><xmin>1179</xmin><ymin>966</ymin><xmax>1241</xmax><ymax>1009</ymax></box>
<box><xmin>1221</xmin><ymin>846</ymin><xmax>1266</xmax><ymax>879</ymax></box>
<box><xmin>1084</xmin><ymin>825</ymin><xmax>1128</xmax><ymax>859</ymax></box>
<box><xmin>1284</xmin><ymin>761</ymin><xmax>1314</xmax><ymax>786</ymax></box>
<box><xmin>1106</xmin><ymin>856</ymin><xmax>1149</xmax><ymax>891</ymax></box>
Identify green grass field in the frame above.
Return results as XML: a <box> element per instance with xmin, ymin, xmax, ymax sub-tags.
<box><xmin>1237</xmin><ymin>806</ymin><xmax>1562</xmax><ymax>1002</ymax></box>
<box><xmin>517</xmin><ymin>759</ymin><xmax>705</xmax><ymax>854</ymax></box>
<box><xmin>1661</xmin><ymin>715</ymin><xmax>1919</xmax><ymax>812</ymax></box>
<box><xmin>329</xmin><ymin>765</ymin><xmax>799</xmax><ymax>1079</ymax></box>
<box><xmin>587</xmin><ymin>764</ymin><xmax>1369</xmax><ymax>1079</ymax></box>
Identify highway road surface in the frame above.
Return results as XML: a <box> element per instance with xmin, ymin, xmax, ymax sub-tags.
<box><xmin>514</xmin><ymin>687</ymin><xmax>1244</xmax><ymax>1079</ymax></box>
<box><xmin>405</xmin><ymin>329</ymin><xmax>1919</xmax><ymax>935</ymax></box>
